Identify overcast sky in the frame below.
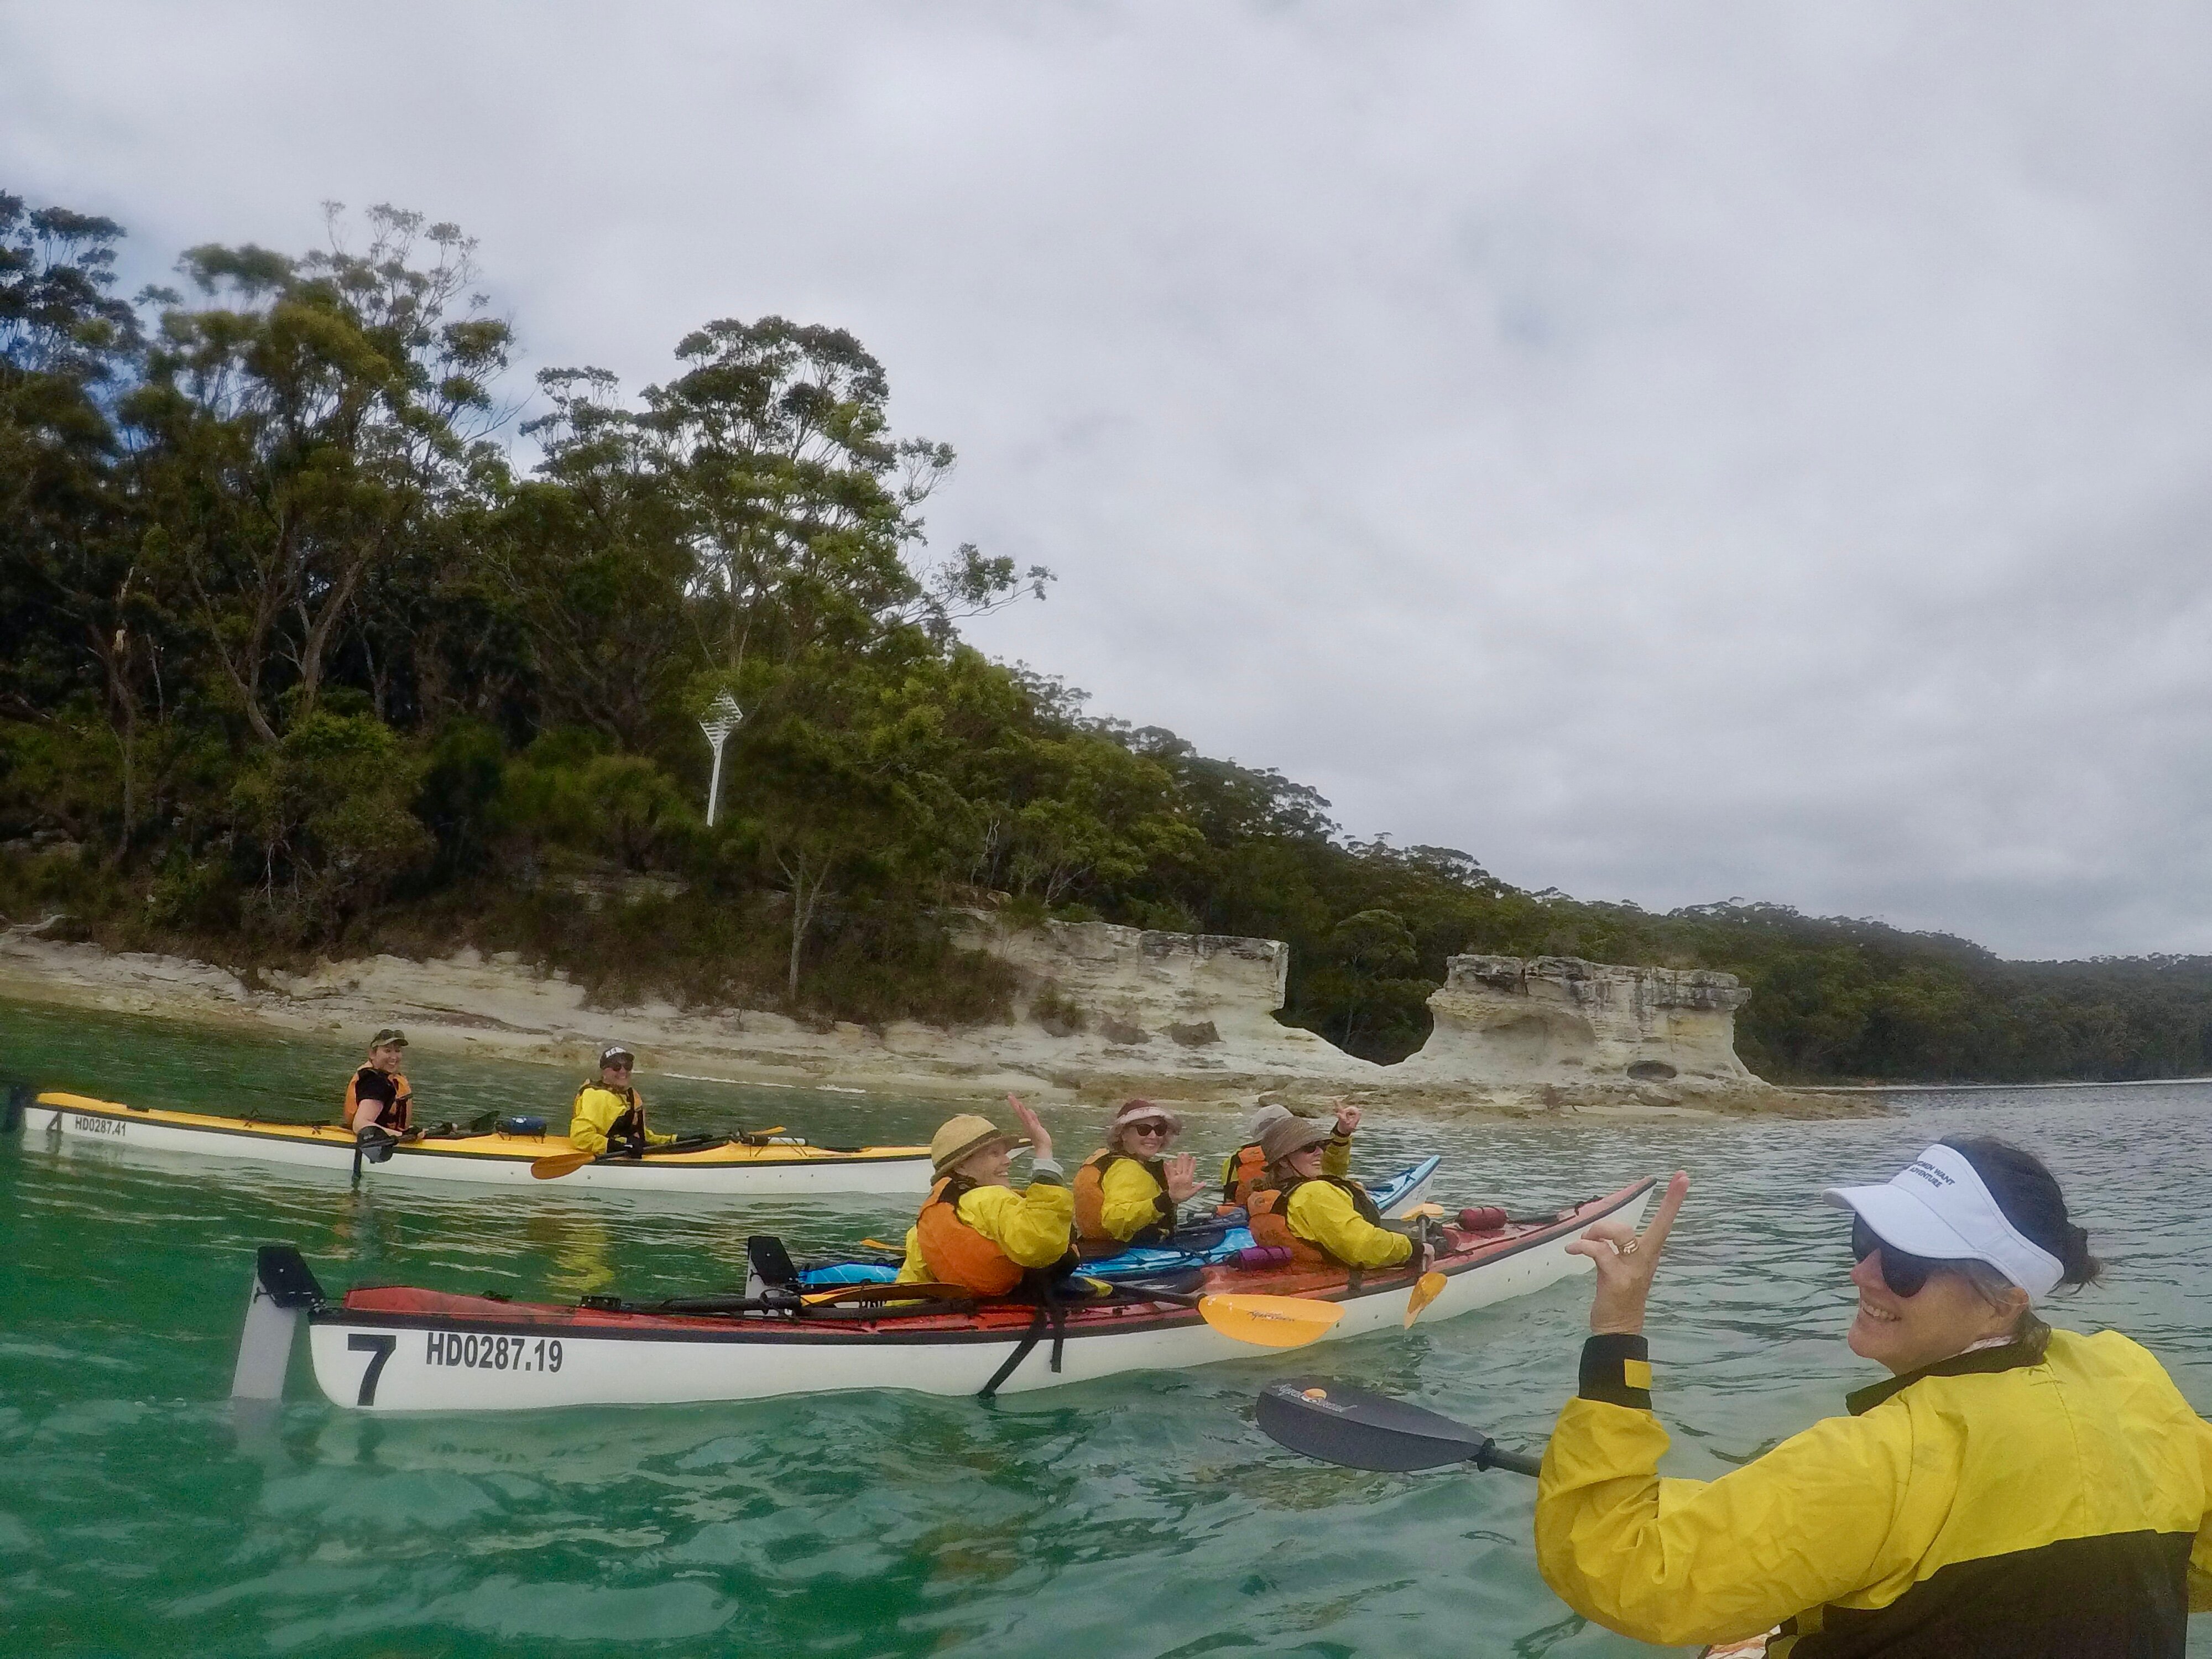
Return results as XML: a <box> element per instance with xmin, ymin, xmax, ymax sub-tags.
<box><xmin>8</xmin><ymin>2</ymin><xmax>2211</xmax><ymax>959</ymax></box>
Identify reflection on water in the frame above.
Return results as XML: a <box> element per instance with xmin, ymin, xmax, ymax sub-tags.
<box><xmin>6</xmin><ymin>998</ymin><xmax>2212</xmax><ymax>1655</ymax></box>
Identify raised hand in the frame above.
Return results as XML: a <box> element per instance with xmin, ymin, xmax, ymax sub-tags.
<box><xmin>1164</xmin><ymin>1152</ymin><xmax>1201</xmax><ymax>1203</ymax></box>
<box><xmin>1565</xmin><ymin>1171</ymin><xmax>1689</xmax><ymax>1335</ymax></box>
<box><xmin>1332</xmin><ymin>1100</ymin><xmax>1363</xmax><ymax>1137</ymax></box>
<box><xmin>1006</xmin><ymin>1092</ymin><xmax>1052</xmax><ymax>1164</ymax></box>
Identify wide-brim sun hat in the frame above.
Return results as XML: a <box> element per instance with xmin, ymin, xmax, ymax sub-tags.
<box><xmin>1110</xmin><ymin>1099</ymin><xmax>1183</xmax><ymax>1138</ymax></box>
<box><xmin>931</xmin><ymin>1113</ymin><xmax>1031</xmax><ymax>1175</ymax></box>
<box><xmin>1260</xmin><ymin>1114</ymin><xmax>1332</xmax><ymax>1168</ymax></box>
<box><xmin>1824</xmin><ymin>1141</ymin><xmax>2064</xmax><ymax>1300</ymax></box>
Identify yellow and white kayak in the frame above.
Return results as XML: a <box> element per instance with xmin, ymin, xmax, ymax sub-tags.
<box><xmin>24</xmin><ymin>1091</ymin><xmax>932</xmax><ymax>1196</ymax></box>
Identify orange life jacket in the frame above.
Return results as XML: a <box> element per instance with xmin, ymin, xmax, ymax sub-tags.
<box><xmin>1072</xmin><ymin>1149</ymin><xmax>1173</xmax><ymax>1244</ymax></box>
<box><xmin>916</xmin><ymin>1175</ymin><xmax>1026</xmax><ymax>1297</ymax></box>
<box><xmin>1219</xmin><ymin>1142</ymin><xmax>1268</xmax><ymax>1212</ymax></box>
<box><xmin>343</xmin><ymin>1066</ymin><xmax>411</xmax><ymax>1132</ymax></box>
<box><xmin>1246</xmin><ymin>1175</ymin><xmax>1386</xmax><ymax>1269</ymax></box>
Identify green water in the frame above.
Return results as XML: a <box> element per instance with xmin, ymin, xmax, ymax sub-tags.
<box><xmin>6</xmin><ymin>1000</ymin><xmax>2212</xmax><ymax>1658</ymax></box>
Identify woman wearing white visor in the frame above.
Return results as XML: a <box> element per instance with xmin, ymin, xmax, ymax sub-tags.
<box><xmin>1533</xmin><ymin>1138</ymin><xmax>2212</xmax><ymax>1658</ymax></box>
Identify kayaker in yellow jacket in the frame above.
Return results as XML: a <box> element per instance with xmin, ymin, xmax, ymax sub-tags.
<box><xmin>1074</xmin><ymin>1099</ymin><xmax>1202</xmax><ymax>1247</ymax></box>
<box><xmin>897</xmin><ymin>1095</ymin><xmax>1078</xmax><ymax>1296</ymax></box>
<box><xmin>1248</xmin><ymin>1105</ymin><xmax>1432</xmax><ymax>1272</ymax></box>
<box><xmin>1536</xmin><ymin>1139</ymin><xmax>2212</xmax><ymax>1657</ymax></box>
<box><xmin>568</xmin><ymin>1045</ymin><xmax>676</xmax><ymax>1157</ymax></box>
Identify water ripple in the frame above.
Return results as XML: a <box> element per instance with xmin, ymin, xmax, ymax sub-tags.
<box><xmin>9</xmin><ymin>1001</ymin><xmax>2212</xmax><ymax>1653</ymax></box>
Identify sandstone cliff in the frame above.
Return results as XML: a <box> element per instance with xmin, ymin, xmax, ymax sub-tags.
<box><xmin>1393</xmin><ymin>954</ymin><xmax>1756</xmax><ymax>1097</ymax></box>
<box><xmin>0</xmin><ymin>915</ymin><xmax>1841</xmax><ymax>1118</ymax></box>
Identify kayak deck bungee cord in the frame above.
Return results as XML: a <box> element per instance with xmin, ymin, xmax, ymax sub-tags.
<box><xmin>233</xmin><ymin>1177</ymin><xmax>1656</xmax><ymax>1412</ymax></box>
<box><xmin>24</xmin><ymin>1090</ymin><xmax>932</xmax><ymax>1196</ymax></box>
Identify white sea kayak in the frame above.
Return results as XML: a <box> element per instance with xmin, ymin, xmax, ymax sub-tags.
<box><xmin>259</xmin><ymin>1177</ymin><xmax>1656</xmax><ymax>1412</ymax></box>
<box><xmin>23</xmin><ymin>1089</ymin><xmax>932</xmax><ymax>1196</ymax></box>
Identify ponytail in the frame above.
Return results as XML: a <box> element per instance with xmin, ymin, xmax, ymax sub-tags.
<box><xmin>1942</xmin><ymin>1135</ymin><xmax>2100</xmax><ymax>1359</ymax></box>
<box><xmin>1940</xmin><ymin>1135</ymin><xmax>2102</xmax><ymax>1287</ymax></box>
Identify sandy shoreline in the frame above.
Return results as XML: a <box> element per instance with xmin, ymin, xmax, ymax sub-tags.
<box><xmin>0</xmin><ymin>925</ymin><xmax>1870</xmax><ymax>1121</ymax></box>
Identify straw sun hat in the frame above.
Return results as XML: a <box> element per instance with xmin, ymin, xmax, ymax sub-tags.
<box><xmin>930</xmin><ymin>1113</ymin><xmax>1031</xmax><ymax>1175</ymax></box>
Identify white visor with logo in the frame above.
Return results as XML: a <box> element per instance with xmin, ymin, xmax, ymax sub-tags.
<box><xmin>1823</xmin><ymin>1142</ymin><xmax>2064</xmax><ymax>1301</ymax></box>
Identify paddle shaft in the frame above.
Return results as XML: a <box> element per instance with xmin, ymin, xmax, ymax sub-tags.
<box><xmin>530</xmin><ymin>1131</ymin><xmax>739</xmax><ymax>1179</ymax></box>
<box><xmin>1477</xmin><ymin>1444</ymin><xmax>1543</xmax><ymax>1478</ymax></box>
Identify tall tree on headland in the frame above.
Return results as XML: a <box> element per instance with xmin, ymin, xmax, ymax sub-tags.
<box><xmin>129</xmin><ymin>204</ymin><xmax>512</xmax><ymax>743</ymax></box>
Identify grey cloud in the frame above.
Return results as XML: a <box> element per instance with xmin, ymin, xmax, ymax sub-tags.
<box><xmin>8</xmin><ymin>1</ymin><xmax>2212</xmax><ymax>956</ymax></box>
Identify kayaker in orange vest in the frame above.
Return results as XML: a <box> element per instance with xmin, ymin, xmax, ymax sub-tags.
<box><xmin>1219</xmin><ymin>1102</ymin><xmax>1292</xmax><ymax>1213</ymax></box>
<box><xmin>1073</xmin><ymin>1100</ymin><xmax>1202</xmax><ymax>1248</ymax></box>
<box><xmin>1247</xmin><ymin>1105</ymin><xmax>1433</xmax><ymax>1272</ymax></box>
<box><xmin>343</xmin><ymin>1028</ymin><xmax>415</xmax><ymax>1135</ymax></box>
<box><xmin>896</xmin><ymin>1095</ymin><xmax>1078</xmax><ymax>1297</ymax></box>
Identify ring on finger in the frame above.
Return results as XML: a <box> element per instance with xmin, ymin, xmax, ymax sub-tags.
<box><xmin>1612</xmin><ymin>1238</ymin><xmax>1640</xmax><ymax>1257</ymax></box>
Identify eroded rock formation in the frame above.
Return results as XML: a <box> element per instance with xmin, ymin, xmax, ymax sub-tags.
<box><xmin>0</xmin><ymin>914</ymin><xmax>1835</xmax><ymax>1117</ymax></box>
<box><xmin>1394</xmin><ymin>954</ymin><xmax>1752</xmax><ymax>1088</ymax></box>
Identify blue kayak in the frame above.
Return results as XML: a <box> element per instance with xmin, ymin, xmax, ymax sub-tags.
<box><xmin>799</xmin><ymin>1155</ymin><xmax>1442</xmax><ymax>1288</ymax></box>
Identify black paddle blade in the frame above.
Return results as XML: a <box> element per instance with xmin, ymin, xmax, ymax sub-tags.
<box><xmin>1257</xmin><ymin>1378</ymin><xmax>1519</xmax><ymax>1474</ymax></box>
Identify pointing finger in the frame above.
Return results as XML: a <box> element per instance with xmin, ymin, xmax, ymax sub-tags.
<box><xmin>1641</xmin><ymin>1171</ymin><xmax>1691</xmax><ymax>1254</ymax></box>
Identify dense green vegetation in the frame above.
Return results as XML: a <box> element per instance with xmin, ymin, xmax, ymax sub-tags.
<box><xmin>8</xmin><ymin>189</ymin><xmax>2212</xmax><ymax>1084</ymax></box>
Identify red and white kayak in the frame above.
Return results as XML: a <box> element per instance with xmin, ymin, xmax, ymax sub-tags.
<box><xmin>25</xmin><ymin>1090</ymin><xmax>931</xmax><ymax>1196</ymax></box>
<box><xmin>273</xmin><ymin>1178</ymin><xmax>1656</xmax><ymax>1411</ymax></box>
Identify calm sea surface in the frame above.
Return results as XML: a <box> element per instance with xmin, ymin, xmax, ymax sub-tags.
<box><xmin>4</xmin><ymin>998</ymin><xmax>2210</xmax><ymax>1658</ymax></box>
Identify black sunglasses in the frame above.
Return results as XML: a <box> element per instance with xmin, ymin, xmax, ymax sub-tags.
<box><xmin>1850</xmin><ymin>1217</ymin><xmax>1944</xmax><ymax>1298</ymax></box>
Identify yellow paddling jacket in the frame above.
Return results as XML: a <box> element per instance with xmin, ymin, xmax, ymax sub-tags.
<box><xmin>1535</xmin><ymin>1328</ymin><xmax>2212</xmax><ymax>1657</ymax></box>
<box><xmin>895</xmin><ymin>1167</ymin><xmax>1077</xmax><ymax>1290</ymax></box>
<box><xmin>1073</xmin><ymin>1150</ymin><xmax>1174</xmax><ymax>1244</ymax></box>
<box><xmin>567</xmin><ymin>1083</ymin><xmax>675</xmax><ymax>1156</ymax></box>
<box><xmin>1245</xmin><ymin>1134</ymin><xmax>1410</xmax><ymax>1270</ymax></box>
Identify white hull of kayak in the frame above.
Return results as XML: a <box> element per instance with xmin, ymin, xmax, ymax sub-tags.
<box><xmin>26</xmin><ymin>1095</ymin><xmax>931</xmax><ymax>1197</ymax></box>
<box><xmin>1378</xmin><ymin>1156</ymin><xmax>1438</xmax><ymax>1219</ymax></box>
<box><xmin>303</xmin><ymin>1182</ymin><xmax>1652</xmax><ymax>1411</ymax></box>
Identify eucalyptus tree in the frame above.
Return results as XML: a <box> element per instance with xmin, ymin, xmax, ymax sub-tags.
<box><xmin>0</xmin><ymin>191</ymin><xmax>163</xmax><ymax>853</ymax></box>
<box><xmin>497</xmin><ymin>366</ymin><xmax>696</xmax><ymax>748</ymax></box>
<box><xmin>128</xmin><ymin>204</ymin><xmax>513</xmax><ymax>744</ymax></box>
<box><xmin>626</xmin><ymin>316</ymin><xmax>1048</xmax><ymax>676</ymax></box>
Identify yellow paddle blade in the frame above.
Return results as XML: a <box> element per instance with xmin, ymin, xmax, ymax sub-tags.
<box><xmin>1404</xmin><ymin>1271</ymin><xmax>1448</xmax><ymax>1328</ymax></box>
<box><xmin>1398</xmin><ymin>1202</ymin><xmax>1447</xmax><ymax>1221</ymax></box>
<box><xmin>529</xmin><ymin>1151</ymin><xmax>595</xmax><ymax>1180</ymax></box>
<box><xmin>1197</xmin><ymin>1293</ymin><xmax>1344</xmax><ymax>1349</ymax></box>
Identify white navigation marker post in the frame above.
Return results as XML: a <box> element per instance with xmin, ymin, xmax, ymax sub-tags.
<box><xmin>700</xmin><ymin>691</ymin><xmax>743</xmax><ymax>828</ymax></box>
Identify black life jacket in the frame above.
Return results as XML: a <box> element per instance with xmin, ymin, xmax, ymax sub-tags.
<box><xmin>575</xmin><ymin>1081</ymin><xmax>646</xmax><ymax>1149</ymax></box>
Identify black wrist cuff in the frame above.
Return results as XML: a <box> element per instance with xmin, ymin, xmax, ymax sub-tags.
<box><xmin>1578</xmin><ymin>1333</ymin><xmax>1653</xmax><ymax>1410</ymax></box>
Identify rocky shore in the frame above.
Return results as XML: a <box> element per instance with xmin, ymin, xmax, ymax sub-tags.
<box><xmin>0</xmin><ymin>914</ymin><xmax>1865</xmax><ymax>1120</ymax></box>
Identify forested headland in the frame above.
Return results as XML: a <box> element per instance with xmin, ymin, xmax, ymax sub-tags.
<box><xmin>8</xmin><ymin>189</ymin><xmax>2212</xmax><ymax>1087</ymax></box>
